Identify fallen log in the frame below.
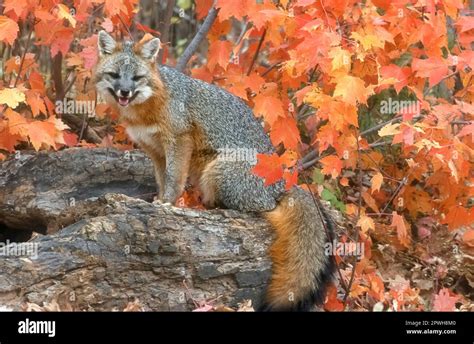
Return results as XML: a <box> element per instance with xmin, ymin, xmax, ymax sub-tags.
<box><xmin>0</xmin><ymin>148</ymin><xmax>273</xmax><ymax>311</ymax></box>
<box><xmin>0</xmin><ymin>193</ymin><xmax>272</xmax><ymax>311</ymax></box>
<box><xmin>0</xmin><ymin>148</ymin><xmax>156</xmax><ymax>233</ymax></box>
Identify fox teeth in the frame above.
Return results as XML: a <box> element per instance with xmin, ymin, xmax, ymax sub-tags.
<box><xmin>118</xmin><ymin>97</ymin><xmax>130</xmax><ymax>106</ymax></box>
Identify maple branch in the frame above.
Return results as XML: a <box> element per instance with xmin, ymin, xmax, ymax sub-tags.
<box><xmin>12</xmin><ymin>23</ymin><xmax>34</xmax><ymax>88</ymax></box>
<box><xmin>320</xmin><ymin>0</ymin><xmax>333</xmax><ymax>32</ymax></box>
<box><xmin>301</xmin><ymin>156</ymin><xmax>322</xmax><ymax>170</ymax></box>
<box><xmin>301</xmin><ymin>150</ymin><xmax>318</xmax><ymax>164</ymax></box>
<box><xmin>296</xmin><ymin>67</ymin><xmax>319</xmax><ymax>121</ymax></box>
<box><xmin>360</xmin><ymin>116</ymin><xmax>402</xmax><ymax>136</ymax></box>
<box><xmin>342</xmin><ymin>135</ymin><xmax>362</xmax><ymax>306</ymax></box>
<box><xmin>424</xmin><ymin>70</ymin><xmax>459</xmax><ymax>96</ymax></box>
<box><xmin>56</xmin><ymin>73</ymin><xmax>76</xmax><ymax>102</ymax></box>
<box><xmin>451</xmin><ymin>120</ymin><xmax>472</xmax><ymax>125</ymax></box>
<box><xmin>261</xmin><ymin>61</ymin><xmax>282</xmax><ymax>77</ymax></box>
<box><xmin>52</xmin><ymin>53</ymin><xmax>64</xmax><ymax>102</ymax></box>
<box><xmin>378</xmin><ymin>148</ymin><xmax>431</xmax><ymax>217</ymax></box>
<box><xmin>157</xmin><ymin>0</ymin><xmax>176</xmax><ymax>64</ymax></box>
<box><xmin>235</xmin><ymin>21</ymin><xmax>250</xmax><ymax>48</ymax></box>
<box><xmin>176</xmin><ymin>2</ymin><xmax>219</xmax><ymax>72</ymax></box>
<box><xmin>380</xmin><ymin>176</ymin><xmax>408</xmax><ymax>215</ymax></box>
<box><xmin>247</xmin><ymin>29</ymin><xmax>267</xmax><ymax>76</ymax></box>
<box><xmin>63</xmin><ymin>74</ymin><xmax>77</xmax><ymax>98</ymax></box>
<box><xmin>368</xmin><ymin>141</ymin><xmax>390</xmax><ymax>148</ymax></box>
<box><xmin>117</xmin><ymin>14</ymin><xmax>135</xmax><ymax>41</ymax></box>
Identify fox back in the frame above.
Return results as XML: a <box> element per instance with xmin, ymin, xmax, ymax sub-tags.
<box><xmin>95</xmin><ymin>32</ymin><xmax>275</xmax><ymax>156</ymax></box>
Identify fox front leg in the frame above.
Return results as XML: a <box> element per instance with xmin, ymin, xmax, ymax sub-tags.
<box><xmin>152</xmin><ymin>156</ymin><xmax>166</xmax><ymax>201</ymax></box>
<box><xmin>162</xmin><ymin>135</ymin><xmax>193</xmax><ymax>204</ymax></box>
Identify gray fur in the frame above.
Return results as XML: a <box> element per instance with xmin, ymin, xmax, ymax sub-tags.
<box><xmin>95</xmin><ymin>38</ymin><xmax>285</xmax><ymax>212</ymax></box>
<box><xmin>158</xmin><ymin>65</ymin><xmax>285</xmax><ymax>211</ymax></box>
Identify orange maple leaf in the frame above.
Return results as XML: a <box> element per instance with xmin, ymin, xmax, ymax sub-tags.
<box><xmin>0</xmin><ymin>16</ymin><xmax>19</xmax><ymax>45</ymax></box>
<box><xmin>391</xmin><ymin>212</ymin><xmax>410</xmax><ymax>248</ymax></box>
<box><xmin>333</xmin><ymin>75</ymin><xmax>373</xmax><ymax>105</ymax></box>
<box><xmin>253</xmin><ymin>94</ymin><xmax>284</xmax><ymax>125</ymax></box>
<box><xmin>252</xmin><ymin>153</ymin><xmax>283</xmax><ymax>186</ymax></box>
<box><xmin>270</xmin><ymin>116</ymin><xmax>300</xmax><ymax>150</ymax></box>
<box><xmin>207</xmin><ymin>40</ymin><xmax>233</xmax><ymax>71</ymax></box>
<box><xmin>411</xmin><ymin>57</ymin><xmax>450</xmax><ymax>88</ymax></box>
<box><xmin>320</xmin><ymin>155</ymin><xmax>343</xmax><ymax>179</ymax></box>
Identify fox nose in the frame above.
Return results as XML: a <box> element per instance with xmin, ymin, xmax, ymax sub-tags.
<box><xmin>119</xmin><ymin>89</ymin><xmax>131</xmax><ymax>98</ymax></box>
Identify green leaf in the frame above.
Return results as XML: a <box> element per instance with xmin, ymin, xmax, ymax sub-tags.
<box><xmin>321</xmin><ymin>188</ymin><xmax>337</xmax><ymax>202</ymax></box>
<box><xmin>177</xmin><ymin>0</ymin><xmax>192</xmax><ymax>10</ymax></box>
<box><xmin>312</xmin><ymin>168</ymin><xmax>325</xmax><ymax>184</ymax></box>
<box><xmin>321</xmin><ymin>188</ymin><xmax>346</xmax><ymax>212</ymax></box>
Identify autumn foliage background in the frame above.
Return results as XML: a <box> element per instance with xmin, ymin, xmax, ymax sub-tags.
<box><xmin>0</xmin><ymin>0</ymin><xmax>473</xmax><ymax>311</ymax></box>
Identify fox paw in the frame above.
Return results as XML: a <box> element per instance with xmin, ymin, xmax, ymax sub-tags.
<box><xmin>152</xmin><ymin>197</ymin><xmax>172</xmax><ymax>207</ymax></box>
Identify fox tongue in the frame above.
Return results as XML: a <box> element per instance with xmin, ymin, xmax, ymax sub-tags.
<box><xmin>118</xmin><ymin>97</ymin><xmax>130</xmax><ymax>106</ymax></box>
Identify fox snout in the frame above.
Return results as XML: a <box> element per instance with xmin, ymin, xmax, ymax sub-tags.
<box><xmin>117</xmin><ymin>89</ymin><xmax>132</xmax><ymax>106</ymax></box>
<box><xmin>108</xmin><ymin>74</ymin><xmax>141</xmax><ymax>107</ymax></box>
<box><xmin>118</xmin><ymin>89</ymin><xmax>131</xmax><ymax>97</ymax></box>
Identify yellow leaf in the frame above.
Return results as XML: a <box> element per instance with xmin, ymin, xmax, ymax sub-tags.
<box><xmin>378</xmin><ymin>123</ymin><xmax>400</xmax><ymax>137</ymax></box>
<box><xmin>357</xmin><ymin>215</ymin><xmax>375</xmax><ymax>233</ymax></box>
<box><xmin>371</xmin><ymin>172</ymin><xmax>383</xmax><ymax>194</ymax></box>
<box><xmin>352</xmin><ymin>31</ymin><xmax>385</xmax><ymax>50</ymax></box>
<box><xmin>0</xmin><ymin>87</ymin><xmax>26</xmax><ymax>108</ymax></box>
<box><xmin>328</xmin><ymin>46</ymin><xmax>351</xmax><ymax>73</ymax></box>
<box><xmin>333</xmin><ymin>75</ymin><xmax>373</xmax><ymax>105</ymax></box>
<box><xmin>345</xmin><ymin>203</ymin><xmax>358</xmax><ymax>215</ymax></box>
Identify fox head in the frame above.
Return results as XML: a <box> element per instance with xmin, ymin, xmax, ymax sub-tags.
<box><xmin>95</xmin><ymin>31</ymin><xmax>161</xmax><ymax>107</ymax></box>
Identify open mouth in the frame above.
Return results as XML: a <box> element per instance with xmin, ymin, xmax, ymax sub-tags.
<box><xmin>118</xmin><ymin>97</ymin><xmax>130</xmax><ymax>106</ymax></box>
<box><xmin>107</xmin><ymin>88</ymin><xmax>139</xmax><ymax>107</ymax></box>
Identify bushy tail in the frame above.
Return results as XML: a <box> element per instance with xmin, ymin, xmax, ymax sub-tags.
<box><xmin>259</xmin><ymin>187</ymin><xmax>335</xmax><ymax>311</ymax></box>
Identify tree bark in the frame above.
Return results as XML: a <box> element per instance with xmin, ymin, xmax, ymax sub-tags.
<box><xmin>0</xmin><ymin>148</ymin><xmax>156</xmax><ymax>233</ymax></box>
<box><xmin>0</xmin><ymin>193</ymin><xmax>272</xmax><ymax>311</ymax></box>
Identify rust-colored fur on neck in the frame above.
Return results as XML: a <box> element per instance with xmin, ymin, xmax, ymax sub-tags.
<box><xmin>122</xmin><ymin>68</ymin><xmax>169</xmax><ymax>128</ymax></box>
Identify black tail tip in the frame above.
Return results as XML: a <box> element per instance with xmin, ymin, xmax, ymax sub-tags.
<box><xmin>257</xmin><ymin>257</ymin><xmax>336</xmax><ymax>312</ymax></box>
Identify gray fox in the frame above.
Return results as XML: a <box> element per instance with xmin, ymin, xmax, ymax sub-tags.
<box><xmin>95</xmin><ymin>31</ymin><xmax>334</xmax><ymax>311</ymax></box>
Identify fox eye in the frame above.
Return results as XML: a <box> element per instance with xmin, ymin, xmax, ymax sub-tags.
<box><xmin>106</xmin><ymin>72</ymin><xmax>120</xmax><ymax>79</ymax></box>
<box><xmin>133</xmin><ymin>75</ymin><xmax>145</xmax><ymax>82</ymax></box>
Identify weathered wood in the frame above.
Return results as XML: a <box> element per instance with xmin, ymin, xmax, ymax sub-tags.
<box><xmin>0</xmin><ymin>193</ymin><xmax>273</xmax><ymax>311</ymax></box>
<box><xmin>0</xmin><ymin>148</ymin><xmax>156</xmax><ymax>233</ymax></box>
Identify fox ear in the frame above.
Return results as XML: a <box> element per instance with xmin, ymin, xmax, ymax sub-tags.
<box><xmin>98</xmin><ymin>30</ymin><xmax>117</xmax><ymax>56</ymax></box>
<box><xmin>140</xmin><ymin>38</ymin><xmax>161</xmax><ymax>61</ymax></box>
